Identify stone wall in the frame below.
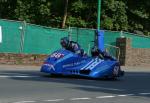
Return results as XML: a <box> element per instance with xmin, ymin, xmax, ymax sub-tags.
<box><xmin>126</xmin><ymin>47</ymin><xmax>150</xmax><ymax>66</ymax></box>
<box><xmin>117</xmin><ymin>38</ymin><xmax>150</xmax><ymax>66</ymax></box>
<box><xmin>0</xmin><ymin>53</ymin><xmax>48</xmax><ymax>65</ymax></box>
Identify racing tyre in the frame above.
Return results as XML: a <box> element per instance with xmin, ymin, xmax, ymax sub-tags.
<box><xmin>113</xmin><ymin>65</ymin><xmax>120</xmax><ymax>77</ymax></box>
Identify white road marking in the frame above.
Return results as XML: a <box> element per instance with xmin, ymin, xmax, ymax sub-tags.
<box><xmin>98</xmin><ymin>87</ymin><xmax>123</xmax><ymax>91</ymax></box>
<box><xmin>96</xmin><ymin>96</ymin><xmax>116</xmax><ymax>99</ymax></box>
<box><xmin>84</xmin><ymin>85</ymin><xmax>124</xmax><ymax>91</ymax></box>
<box><xmin>14</xmin><ymin>101</ymin><xmax>36</xmax><ymax>103</ymax></box>
<box><xmin>139</xmin><ymin>93</ymin><xmax>150</xmax><ymax>95</ymax></box>
<box><xmin>70</xmin><ymin>97</ymin><xmax>91</xmax><ymax>100</ymax></box>
<box><xmin>118</xmin><ymin>94</ymin><xmax>134</xmax><ymax>97</ymax></box>
<box><xmin>0</xmin><ymin>75</ymin><xmax>39</xmax><ymax>78</ymax></box>
<box><xmin>43</xmin><ymin>99</ymin><xmax>64</xmax><ymax>102</ymax></box>
<box><xmin>13</xmin><ymin>92</ymin><xmax>150</xmax><ymax>103</ymax></box>
<box><xmin>0</xmin><ymin>73</ymin><xmax>29</xmax><ymax>75</ymax></box>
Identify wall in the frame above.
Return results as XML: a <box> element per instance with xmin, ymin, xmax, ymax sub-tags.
<box><xmin>117</xmin><ymin>38</ymin><xmax>150</xmax><ymax>66</ymax></box>
<box><xmin>0</xmin><ymin>53</ymin><xmax>47</xmax><ymax>65</ymax></box>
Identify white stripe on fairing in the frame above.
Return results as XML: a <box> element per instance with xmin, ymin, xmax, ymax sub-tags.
<box><xmin>89</xmin><ymin>60</ymin><xmax>103</xmax><ymax>70</ymax></box>
<box><xmin>84</xmin><ymin>60</ymin><xmax>98</xmax><ymax>70</ymax></box>
<box><xmin>80</xmin><ymin>59</ymin><xmax>95</xmax><ymax>70</ymax></box>
<box><xmin>85</xmin><ymin>59</ymin><xmax>103</xmax><ymax>70</ymax></box>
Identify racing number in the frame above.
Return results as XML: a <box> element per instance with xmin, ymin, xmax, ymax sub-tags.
<box><xmin>50</xmin><ymin>53</ymin><xmax>64</xmax><ymax>58</ymax></box>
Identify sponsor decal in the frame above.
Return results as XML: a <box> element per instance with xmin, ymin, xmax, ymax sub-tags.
<box><xmin>63</xmin><ymin>60</ymin><xmax>86</xmax><ymax>68</ymax></box>
<box><xmin>50</xmin><ymin>53</ymin><xmax>64</xmax><ymax>59</ymax></box>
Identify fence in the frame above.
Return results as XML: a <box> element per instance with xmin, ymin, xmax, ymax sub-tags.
<box><xmin>0</xmin><ymin>20</ymin><xmax>22</xmax><ymax>53</ymax></box>
<box><xmin>0</xmin><ymin>19</ymin><xmax>150</xmax><ymax>54</ymax></box>
<box><xmin>0</xmin><ymin>19</ymin><xmax>68</xmax><ymax>54</ymax></box>
<box><xmin>23</xmin><ymin>24</ymin><xmax>68</xmax><ymax>54</ymax></box>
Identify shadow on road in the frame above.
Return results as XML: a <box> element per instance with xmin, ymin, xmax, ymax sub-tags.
<box><xmin>1</xmin><ymin>69</ymin><xmax>150</xmax><ymax>98</ymax></box>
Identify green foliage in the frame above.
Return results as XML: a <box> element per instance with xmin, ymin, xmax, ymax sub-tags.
<box><xmin>0</xmin><ymin>0</ymin><xmax>149</xmax><ymax>35</ymax></box>
<box><xmin>101</xmin><ymin>17</ymin><xmax>113</xmax><ymax>30</ymax></box>
<box><xmin>14</xmin><ymin>0</ymin><xmax>51</xmax><ymax>26</ymax></box>
<box><xmin>66</xmin><ymin>16</ymin><xmax>87</xmax><ymax>27</ymax></box>
<box><xmin>101</xmin><ymin>0</ymin><xmax>128</xmax><ymax>31</ymax></box>
<box><xmin>0</xmin><ymin>0</ymin><xmax>17</xmax><ymax>19</ymax></box>
<box><xmin>71</xmin><ymin>0</ymin><xmax>87</xmax><ymax>13</ymax></box>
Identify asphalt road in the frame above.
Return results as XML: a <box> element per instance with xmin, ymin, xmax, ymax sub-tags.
<box><xmin>0</xmin><ymin>65</ymin><xmax>150</xmax><ymax>103</ymax></box>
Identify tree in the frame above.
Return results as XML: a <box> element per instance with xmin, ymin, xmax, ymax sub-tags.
<box><xmin>67</xmin><ymin>0</ymin><xmax>92</xmax><ymax>28</ymax></box>
<box><xmin>101</xmin><ymin>0</ymin><xmax>128</xmax><ymax>31</ymax></box>
<box><xmin>126</xmin><ymin>0</ymin><xmax>150</xmax><ymax>35</ymax></box>
<box><xmin>62</xmin><ymin>0</ymin><xmax>68</xmax><ymax>28</ymax></box>
<box><xmin>14</xmin><ymin>0</ymin><xmax>51</xmax><ymax>26</ymax></box>
<box><xmin>0</xmin><ymin>0</ymin><xmax>149</xmax><ymax>35</ymax></box>
<box><xmin>0</xmin><ymin>0</ymin><xmax>17</xmax><ymax>19</ymax></box>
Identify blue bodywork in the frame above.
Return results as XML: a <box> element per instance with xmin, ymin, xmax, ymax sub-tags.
<box><xmin>41</xmin><ymin>49</ymin><xmax>124</xmax><ymax>79</ymax></box>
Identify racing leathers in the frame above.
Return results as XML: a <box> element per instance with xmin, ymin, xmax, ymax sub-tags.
<box><xmin>60</xmin><ymin>37</ymin><xmax>86</xmax><ymax>56</ymax></box>
<box><xmin>91</xmin><ymin>46</ymin><xmax>115</xmax><ymax>60</ymax></box>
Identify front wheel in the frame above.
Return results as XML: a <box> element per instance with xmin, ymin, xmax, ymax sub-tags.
<box><xmin>113</xmin><ymin>65</ymin><xmax>120</xmax><ymax>77</ymax></box>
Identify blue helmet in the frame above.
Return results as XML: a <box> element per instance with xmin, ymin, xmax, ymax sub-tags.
<box><xmin>60</xmin><ymin>37</ymin><xmax>69</xmax><ymax>48</ymax></box>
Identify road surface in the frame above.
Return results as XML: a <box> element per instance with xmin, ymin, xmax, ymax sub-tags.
<box><xmin>0</xmin><ymin>65</ymin><xmax>150</xmax><ymax>103</ymax></box>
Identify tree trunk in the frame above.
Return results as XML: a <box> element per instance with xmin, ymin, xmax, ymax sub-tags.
<box><xmin>62</xmin><ymin>0</ymin><xmax>68</xmax><ymax>28</ymax></box>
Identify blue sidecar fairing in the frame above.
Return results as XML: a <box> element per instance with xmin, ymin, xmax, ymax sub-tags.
<box><xmin>41</xmin><ymin>49</ymin><xmax>124</xmax><ymax>79</ymax></box>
